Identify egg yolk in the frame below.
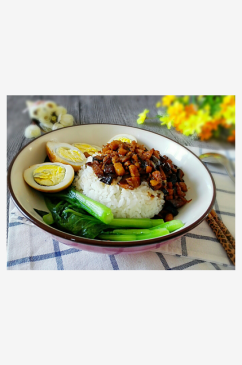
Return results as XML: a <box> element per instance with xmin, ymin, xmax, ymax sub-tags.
<box><xmin>57</xmin><ymin>147</ymin><xmax>84</xmax><ymax>162</ymax></box>
<box><xmin>116</xmin><ymin>137</ymin><xmax>132</xmax><ymax>143</ymax></box>
<box><xmin>33</xmin><ymin>165</ymin><xmax>66</xmax><ymax>186</ymax></box>
<box><xmin>73</xmin><ymin>143</ymin><xmax>99</xmax><ymax>155</ymax></box>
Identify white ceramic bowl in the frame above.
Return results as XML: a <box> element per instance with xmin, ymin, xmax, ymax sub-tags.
<box><xmin>8</xmin><ymin>124</ymin><xmax>216</xmax><ymax>254</ymax></box>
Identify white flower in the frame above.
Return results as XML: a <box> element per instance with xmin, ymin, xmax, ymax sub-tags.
<box><xmin>59</xmin><ymin>114</ymin><xmax>74</xmax><ymax>127</ymax></box>
<box><xmin>52</xmin><ymin>123</ymin><xmax>64</xmax><ymax>130</ymax></box>
<box><xmin>25</xmin><ymin>125</ymin><xmax>41</xmax><ymax>138</ymax></box>
<box><xmin>55</xmin><ymin>106</ymin><xmax>67</xmax><ymax>116</ymax></box>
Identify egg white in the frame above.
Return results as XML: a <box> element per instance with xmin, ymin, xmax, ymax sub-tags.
<box><xmin>46</xmin><ymin>142</ymin><xmax>86</xmax><ymax>171</ymax></box>
<box><xmin>23</xmin><ymin>162</ymin><xmax>74</xmax><ymax>192</ymax></box>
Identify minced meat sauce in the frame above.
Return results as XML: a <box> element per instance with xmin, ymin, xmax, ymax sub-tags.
<box><xmin>86</xmin><ymin>140</ymin><xmax>191</xmax><ymax>221</ymax></box>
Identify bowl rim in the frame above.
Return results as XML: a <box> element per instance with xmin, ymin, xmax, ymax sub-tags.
<box><xmin>7</xmin><ymin>123</ymin><xmax>216</xmax><ymax>248</ymax></box>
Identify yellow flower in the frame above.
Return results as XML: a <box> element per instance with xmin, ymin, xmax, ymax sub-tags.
<box><xmin>182</xmin><ymin>96</ymin><xmax>189</xmax><ymax>103</ymax></box>
<box><xmin>213</xmin><ymin>110</ymin><xmax>223</xmax><ymax>120</ymax></box>
<box><xmin>167</xmin><ymin>101</ymin><xmax>184</xmax><ymax>115</ymax></box>
<box><xmin>198</xmin><ymin>119</ymin><xmax>222</xmax><ymax>141</ymax></box>
<box><xmin>204</xmin><ymin>104</ymin><xmax>210</xmax><ymax>112</ymax></box>
<box><xmin>223</xmin><ymin>95</ymin><xmax>235</xmax><ymax>106</ymax></box>
<box><xmin>184</xmin><ymin>104</ymin><xmax>197</xmax><ymax>118</ymax></box>
<box><xmin>162</xmin><ymin>95</ymin><xmax>176</xmax><ymax>107</ymax></box>
<box><xmin>156</xmin><ymin>101</ymin><xmax>161</xmax><ymax>108</ymax></box>
<box><xmin>223</xmin><ymin>105</ymin><xmax>235</xmax><ymax>126</ymax></box>
<box><xmin>176</xmin><ymin>110</ymin><xmax>212</xmax><ymax>136</ymax></box>
<box><xmin>137</xmin><ymin>109</ymin><xmax>149</xmax><ymax>124</ymax></box>
<box><xmin>167</xmin><ymin>101</ymin><xmax>185</xmax><ymax>122</ymax></box>
<box><xmin>158</xmin><ymin>101</ymin><xmax>186</xmax><ymax>130</ymax></box>
<box><xmin>220</xmin><ymin>95</ymin><xmax>235</xmax><ymax>113</ymax></box>
<box><xmin>160</xmin><ymin>115</ymin><xmax>173</xmax><ymax>129</ymax></box>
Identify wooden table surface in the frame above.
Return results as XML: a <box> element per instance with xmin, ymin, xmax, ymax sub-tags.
<box><xmin>7</xmin><ymin>95</ymin><xmax>235</xmax><ymax>233</ymax></box>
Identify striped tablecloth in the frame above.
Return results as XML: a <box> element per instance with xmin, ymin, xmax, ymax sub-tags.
<box><xmin>7</xmin><ymin>147</ymin><xmax>235</xmax><ymax>270</ymax></box>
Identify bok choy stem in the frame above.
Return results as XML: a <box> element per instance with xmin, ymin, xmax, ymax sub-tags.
<box><xmin>105</xmin><ymin>218</ymin><xmax>164</xmax><ymax>229</ymax></box>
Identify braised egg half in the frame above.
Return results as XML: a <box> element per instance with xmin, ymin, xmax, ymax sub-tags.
<box><xmin>46</xmin><ymin>142</ymin><xmax>86</xmax><ymax>171</ymax></box>
<box><xmin>23</xmin><ymin>162</ymin><xmax>74</xmax><ymax>192</ymax></box>
<box><xmin>107</xmin><ymin>134</ymin><xmax>137</xmax><ymax>143</ymax></box>
<box><xmin>72</xmin><ymin>143</ymin><xmax>102</xmax><ymax>155</ymax></box>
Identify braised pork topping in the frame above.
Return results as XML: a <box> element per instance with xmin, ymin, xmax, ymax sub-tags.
<box><xmin>86</xmin><ymin>140</ymin><xmax>191</xmax><ymax>220</ymax></box>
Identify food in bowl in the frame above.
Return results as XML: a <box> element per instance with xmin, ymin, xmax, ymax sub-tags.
<box><xmin>46</xmin><ymin>142</ymin><xmax>86</xmax><ymax>171</ymax></box>
<box><xmin>23</xmin><ymin>162</ymin><xmax>74</xmax><ymax>192</ymax></box>
<box><xmin>107</xmin><ymin>133</ymin><xmax>137</xmax><ymax>143</ymax></box>
<box><xmin>72</xmin><ymin>143</ymin><xmax>102</xmax><ymax>156</ymax></box>
<box><xmin>8</xmin><ymin>123</ymin><xmax>216</xmax><ymax>252</ymax></box>
<box><xmin>75</xmin><ymin>139</ymin><xmax>191</xmax><ymax>221</ymax></box>
<box><xmin>22</xmin><ymin>134</ymin><xmax>191</xmax><ymax>242</ymax></box>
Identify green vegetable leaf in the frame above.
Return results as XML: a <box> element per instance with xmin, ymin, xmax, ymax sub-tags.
<box><xmin>34</xmin><ymin>208</ymin><xmax>49</xmax><ymax>218</ymax></box>
<box><xmin>44</xmin><ymin>197</ymin><xmax>107</xmax><ymax>239</ymax></box>
<box><xmin>47</xmin><ymin>188</ymin><xmax>114</xmax><ymax>224</ymax></box>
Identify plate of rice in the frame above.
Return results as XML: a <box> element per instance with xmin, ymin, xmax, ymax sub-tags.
<box><xmin>8</xmin><ymin>124</ymin><xmax>216</xmax><ymax>254</ymax></box>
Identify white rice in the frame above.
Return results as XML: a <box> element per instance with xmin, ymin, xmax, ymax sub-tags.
<box><xmin>73</xmin><ymin>162</ymin><xmax>165</xmax><ymax>219</ymax></box>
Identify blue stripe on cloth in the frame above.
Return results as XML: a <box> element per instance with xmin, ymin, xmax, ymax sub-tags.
<box><xmin>9</xmin><ymin>222</ymin><xmax>24</xmax><ymax>227</ymax></box>
<box><xmin>7</xmin><ymin>248</ymin><xmax>80</xmax><ymax>268</ymax></box>
<box><xmin>215</xmin><ymin>210</ymin><xmax>235</xmax><ymax>217</ymax></box>
<box><xmin>181</xmin><ymin>236</ymin><xmax>188</xmax><ymax>256</ymax></box>
<box><xmin>170</xmin><ymin>259</ymin><xmax>205</xmax><ymax>270</ymax></box>
<box><xmin>156</xmin><ymin>253</ymin><xmax>170</xmax><ymax>270</ymax></box>
<box><xmin>109</xmin><ymin>255</ymin><xmax>119</xmax><ymax>270</ymax></box>
<box><xmin>185</xmin><ymin>233</ymin><xmax>219</xmax><ymax>242</ymax></box>
<box><xmin>216</xmin><ymin>188</ymin><xmax>235</xmax><ymax>194</ymax></box>
<box><xmin>210</xmin><ymin>262</ymin><xmax>221</xmax><ymax>270</ymax></box>
<box><xmin>52</xmin><ymin>239</ymin><xmax>64</xmax><ymax>270</ymax></box>
<box><xmin>10</xmin><ymin>215</ymin><xmax>26</xmax><ymax>220</ymax></box>
<box><xmin>61</xmin><ymin>248</ymin><xmax>82</xmax><ymax>256</ymax></box>
<box><xmin>210</xmin><ymin>170</ymin><xmax>228</xmax><ymax>176</ymax></box>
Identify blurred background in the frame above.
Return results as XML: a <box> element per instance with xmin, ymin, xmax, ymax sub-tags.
<box><xmin>7</xmin><ymin>95</ymin><xmax>235</xmax><ymax>162</ymax></box>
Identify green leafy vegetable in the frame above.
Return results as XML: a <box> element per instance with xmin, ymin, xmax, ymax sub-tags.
<box><xmin>149</xmin><ymin>219</ymin><xmax>184</xmax><ymax>232</ymax></box>
<box><xmin>34</xmin><ymin>208</ymin><xmax>54</xmax><ymax>225</ymax></box>
<box><xmin>112</xmin><ymin>228</ymin><xmax>151</xmax><ymax>235</ymax></box>
<box><xmin>135</xmin><ymin>227</ymin><xmax>169</xmax><ymax>240</ymax></box>
<box><xmin>34</xmin><ymin>208</ymin><xmax>49</xmax><ymax>218</ymax></box>
<box><xmin>98</xmin><ymin>219</ymin><xmax>184</xmax><ymax>241</ymax></box>
<box><xmin>44</xmin><ymin>197</ymin><xmax>107</xmax><ymax>239</ymax></box>
<box><xmin>34</xmin><ymin>189</ymin><xmax>184</xmax><ymax>240</ymax></box>
<box><xmin>99</xmin><ymin>227</ymin><xmax>169</xmax><ymax>241</ymax></box>
<box><xmin>105</xmin><ymin>218</ymin><xmax>164</xmax><ymax>229</ymax></box>
<box><xmin>98</xmin><ymin>234</ymin><xmax>137</xmax><ymax>241</ymax></box>
<box><xmin>43</xmin><ymin>213</ymin><xmax>54</xmax><ymax>225</ymax></box>
<box><xmin>47</xmin><ymin>188</ymin><xmax>114</xmax><ymax>224</ymax></box>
